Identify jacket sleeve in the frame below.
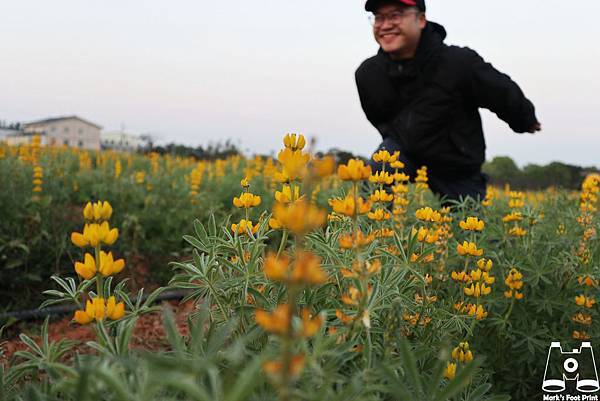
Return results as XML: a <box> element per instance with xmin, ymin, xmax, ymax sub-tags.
<box><xmin>465</xmin><ymin>48</ymin><xmax>538</xmax><ymax>133</ymax></box>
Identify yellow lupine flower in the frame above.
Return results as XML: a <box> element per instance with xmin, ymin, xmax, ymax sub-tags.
<box><xmin>444</xmin><ymin>363</ymin><xmax>456</xmax><ymax>380</ymax></box>
<box><xmin>233</xmin><ymin>192</ymin><xmax>262</xmax><ymax>208</ymax></box>
<box><xmin>255</xmin><ymin>304</ymin><xmax>291</xmax><ymax>335</ymax></box>
<box><xmin>571</xmin><ymin>312</ymin><xmax>592</xmax><ymax>325</ymax></box>
<box><xmin>272</xmin><ymin>200</ymin><xmax>325</xmax><ymax>235</ymax></box>
<box><xmin>466</xmin><ymin>303</ymin><xmax>488</xmax><ymax>320</ymax></box>
<box><xmin>283</xmin><ymin>133</ymin><xmax>306</xmax><ymax>151</ymax></box>
<box><xmin>300</xmin><ymin>309</ymin><xmax>323</xmax><ymax>337</ymax></box>
<box><xmin>451</xmin><ymin>270</ymin><xmax>469</xmax><ymax>283</ymax></box>
<box><xmin>83</xmin><ymin>201</ymin><xmax>113</xmax><ymax>222</ymax></box>
<box><xmin>277</xmin><ymin>148</ymin><xmax>309</xmax><ymax>181</ymax></box>
<box><xmin>290</xmin><ymin>251</ymin><xmax>327</xmax><ymax>285</ymax></box>
<box><xmin>337</xmin><ymin>159</ymin><xmax>372</xmax><ymax>181</ymax></box>
<box><xmin>575</xmin><ymin>295</ymin><xmax>596</xmax><ymax>308</ymax></box>
<box><xmin>106</xmin><ymin>296</ymin><xmax>125</xmax><ymax>320</ymax></box>
<box><xmin>98</xmin><ymin>251</ymin><xmax>125</xmax><ymax>277</ymax></box>
<box><xmin>459</xmin><ymin>217</ymin><xmax>485</xmax><ymax>231</ymax></box>
<box><xmin>502</xmin><ymin>212</ymin><xmax>523</xmax><ymax>222</ymax></box>
<box><xmin>415</xmin><ymin>207</ymin><xmax>442</xmax><ymax>223</ymax></box>
<box><xmin>329</xmin><ymin>194</ymin><xmax>372</xmax><ymax>217</ymax></box>
<box><xmin>74</xmin><ymin>253</ymin><xmax>97</xmax><ymax>280</ymax></box>
<box><xmin>338</xmin><ymin>230</ymin><xmax>375</xmax><ymax>249</ymax></box>
<box><xmin>477</xmin><ymin>258</ymin><xmax>493</xmax><ymax>272</ymax></box>
<box><xmin>457</xmin><ymin>241</ymin><xmax>484</xmax><ymax>257</ymax></box>
<box><xmin>372</xmin><ymin>150</ymin><xmax>399</xmax><ymax>163</ymax></box>
<box><xmin>275</xmin><ymin>184</ymin><xmax>301</xmax><ymax>204</ymax></box>
<box><xmin>231</xmin><ymin>219</ymin><xmax>260</xmax><ymax>235</ymax></box>
<box><xmin>369</xmin><ymin>171</ymin><xmax>394</xmax><ymax>185</ymax></box>
<box><xmin>573</xmin><ymin>330</ymin><xmax>591</xmax><ymax>340</ymax></box>
<box><xmin>464</xmin><ymin>282</ymin><xmax>491</xmax><ymax>297</ymax></box>
<box><xmin>311</xmin><ymin>155</ymin><xmax>336</xmax><ymax>178</ymax></box>
<box><xmin>263</xmin><ymin>354</ymin><xmax>305</xmax><ymax>377</ymax></box>
<box><xmin>370</xmin><ymin>189</ymin><xmax>394</xmax><ymax>202</ymax></box>
<box><xmin>451</xmin><ymin>342</ymin><xmax>473</xmax><ymax>363</ymax></box>
<box><xmin>367</xmin><ymin>208</ymin><xmax>391</xmax><ymax>221</ymax></box>
<box><xmin>508</xmin><ymin>226</ymin><xmax>527</xmax><ymax>237</ymax></box>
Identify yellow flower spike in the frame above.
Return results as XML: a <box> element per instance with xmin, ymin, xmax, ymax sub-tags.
<box><xmin>283</xmin><ymin>133</ymin><xmax>306</xmax><ymax>151</ymax></box>
<box><xmin>231</xmin><ymin>219</ymin><xmax>260</xmax><ymax>235</ymax></box>
<box><xmin>272</xmin><ymin>200</ymin><xmax>325</xmax><ymax>235</ymax></box>
<box><xmin>106</xmin><ymin>296</ymin><xmax>125</xmax><ymax>320</ymax></box>
<box><xmin>444</xmin><ymin>363</ymin><xmax>457</xmax><ymax>380</ymax></box>
<box><xmin>74</xmin><ymin>253</ymin><xmax>97</xmax><ymax>280</ymax></box>
<box><xmin>277</xmin><ymin>148</ymin><xmax>310</xmax><ymax>181</ymax></box>
<box><xmin>477</xmin><ymin>258</ymin><xmax>493</xmax><ymax>272</ymax></box>
<box><xmin>233</xmin><ymin>192</ymin><xmax>262</xmax><ymax>208</ymax></box>
<box><xmin>393</xmin><ymin>172</ymin><xmax>410</xmax><ymax>183</ymax></box>
<box><xmin>291</xmin><ymin>250</ymin><xmax>327</xmax><ymax>285</ymax></box>
<box><xmin>263</xmin><ymin>252</ymin><xmax>290</xmax><ymax>282</ymax></box>
<box><xmin>300</xmin><ymin>309</ymin><xmax>323</xmax><ymax>337</ymax></box>
<box><xmin>459</xmin><ymin>217</ymin><xmax>485</xmax><ymax>231</ymax></box>
<box><xmin>71</xmin><ymin>231</ymin><xmax>89</xmax><ymax>248</ymax></box>
<box><xmin>367</xmin><ymin>208</ymin><xmax>391</xmax><ymax>221</ymax></box>
<box><xmin>329</xmin><ymin>194</ymin><xmax>372</xmax><ymax>217</ymax></box>
<box><xmin>508</xmin><ymin>226</ymin><xmax>527</xmax><ymax>237</ymax></box>
<box><xmin>337</xmin><ymin>159</ymin><xmax>372</xmax><ymax>181</ymax></box>
<box><xmin>83</xmin><ymin>223</ymin><xmax>101</xmax><ymax>247</ymax></box>
<box><xmin>311</xmin><ymin>155</ymin><xmax>336</xmax><ymax>178</ymax></box>
<box><xmin>275</xmin><ymin>184</ymin><xmax>301</xmax><ymax>204</ymax></box>
<box><xmin>372</xmin><ymin>150</ymin><xmax>392</xmax><ymax>163</ymax></box>
<box><xmin>255</xmin><ymin>304</ymin><xmax>291</xmax><ymax>335</ymax></box>
<box><xmin>456</xmin><ymin>241</ymin><xmax>484</xmax><ymax>257</ymax></box>
<box><xmin>83</xmin><ymin>202</ymin><xmax>94</xmax><ymax>220</ymax></box>
<box><xmin>370</xmin><ymin>189</ymin><xmax>394</xmax><ymax>203</ymax></box>
<box><xmin>263</xmin><ymin>354</ymin><xmax>305</xmax><ymax>378</ymax></box>
<box><xmin>415</xmin><ymin>207</ymin><xmax>442</xmax><ymax>223</ymax></box>
<box><xmin>369</xmin><ymin>171</ymin><xmax>394</xmax><ymax>185</ymax></box>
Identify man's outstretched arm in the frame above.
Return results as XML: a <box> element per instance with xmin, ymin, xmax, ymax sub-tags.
<box><xmin>465</xmin><ymin>48</ymin><xmax>541</xmax><ymax>134</ymax></box>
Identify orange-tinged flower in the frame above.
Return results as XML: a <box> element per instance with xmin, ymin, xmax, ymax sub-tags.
<box><xmin>71</xmin><ymin>231</ymin><xmax>88</xmax><ymax>247</ymax></box>
<box><xmin>337</xmin><ymin>159</ymin><xmax>371</xmax><ymax>181</ymax></box>
<box><xmin>508</xmin><ymin>226</ymin><xmax>527</xmax><ymax>237</ymax></box>
<box><xmin>578</xmin><ymin>276</ymin><xmax>597</xmax><ymax>287</ymax></box>
<box><xmin>291</xmin><ymin>251</ymin><xmax>327</xmax><ymax>285</ymax></box>
<box><xmin>502</xmin><ymin>212</ymin><xmax>523</xmax><ymax>223</ymax></box>
<box><xmin>233</xmin><ymin>192</ymin><xmax>262</xmax><ymax>208</ymax></box>
<box><xmin>451</xmin><ymin>270</ymin><xmax>469</xmax><ymax>283</ymax></box>
<box><xmin>338</xmin><ymin>230</ymin><xmax>375</xmax><ymax>249</ymax></box>
<box><xmin>575</xmin><ymin>295</ymin><xmax>596</xmax><ymax>308</ymax></box>
<box><xmin>571</xmin><ymin>312</ymin><xmax>592</xmax><ymax>325</ymax></box>
<box><xmin>372</xmin><ymin>150</ymin><xmax>398</xmax><ymax>163</ymax></box>
<box><xmin>477</xmin><ymin>258</ymin><xmax>493</xmax><ymax>272</ymax></box>
<box><xmin>263</xmin><ymin>252</ymin><xmax>289</xmax><ymax>282</ymax></box>
<box><xmin>300</xmin><ymin>309</ymin><xmax>323</xmax><ymax>337</ymax></box>
<box><xmin>74</xmin><ymin>253</ymin><xmax>97</xmax><ymax>280</ymax></box>
<box><xmin>263</xmin><ymin>354</ymin><xmax>305</xmax><ymax>377</ymax></box>
<box><xmin>311</xmin><ymin>155</ymin><xmax>335</xmax><ymax>177</ymax></box>
<box><xmin>445</xmin><ymin>363</ymin><xmax>456</xmax><ymax>380</ymax></box>
<box><xmin>329</xmin><ymin>194</ymin><xmax>372</xmax><ymax>217</ymax></box>
<box><xmin>255</xmin><ymin>304</ymin><xmax>291</xmax><ymax>335</ymax></box>
<box><xmin>457</xmin><ymin>241</ymin><xmax>484</xmax><ymax>257</ymax></box>
<box><xmin>573</xmin><ymin>330</ymin><xmax>591</xmax><ymax>340</ymax></box>
<box><xmin>459</xmin><ymin>217</ymin><xmax>485</xmax><ymax>231</ymax></box>
<box><xmin>341</xmin><ymin>286</ymin><xmax>361</xmax><ymax>306</ymax></box>
<box><xmin>335</xmin><ymin>309</ymin><xmax>355</xmax><ymax>325</ymax></box>
<box><xmin>466</xmin><ymin>304</ymin><xmax>488</xmax><ymax>320</ymax></box>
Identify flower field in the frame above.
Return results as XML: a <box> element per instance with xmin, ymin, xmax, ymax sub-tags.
<box><xmin>0</xmin><ymin>134</ymin><xmax>598</xmax><ymax>400</ymax></box>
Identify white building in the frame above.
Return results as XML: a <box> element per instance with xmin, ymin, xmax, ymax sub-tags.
<box><xmin>18</xmin><ymin>116</ymin><xmax>102</xmax><ymax>150</ymax></box>
<box><xmin>100</xmin><ymin>131</ymin><xmax>146</xmax><ymax>152</ymax></box>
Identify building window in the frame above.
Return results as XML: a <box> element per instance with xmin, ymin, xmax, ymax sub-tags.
<box><xmin>78</xmin><ymin>140</ymin><xmax>84</xmax><ymax>148</ymax></box>
<box><xmin>64</xmin><ymin>127</ymin><xmax>69</xmax><ymax>133</ymax></box>
<box><xmin>63</xmin><ymin>139</ymin><xmax>69</xmax><ymax>146</ymax></box>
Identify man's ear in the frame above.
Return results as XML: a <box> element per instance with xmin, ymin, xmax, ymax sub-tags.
<box><xmin>418</xmin><ymin>13</ymin><xmax>427</xmax><ymax>29</ymax></box>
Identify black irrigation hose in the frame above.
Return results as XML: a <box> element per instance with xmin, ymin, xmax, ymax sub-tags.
<box><xmin>0</xmin><ymin>290</ymin><xmax>189</xmax><ymax>321</ymax></box>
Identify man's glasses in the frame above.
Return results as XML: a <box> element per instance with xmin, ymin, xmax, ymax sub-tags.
<box><xmin>368</xmin><ymin>9</ymin><xmax>420</xmax><ymax>27</ymax></box>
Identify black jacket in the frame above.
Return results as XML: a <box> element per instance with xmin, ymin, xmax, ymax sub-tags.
<box><xmin>355</xmin><ymin>21</ymin><xmax>538</xmax><ymax>178</ymax></box>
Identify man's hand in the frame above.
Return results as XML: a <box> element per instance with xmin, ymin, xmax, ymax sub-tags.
<box><xmin>527</xmin><ymin>122</ymin><xmax>542</xmax><ymax>133</ymax></box>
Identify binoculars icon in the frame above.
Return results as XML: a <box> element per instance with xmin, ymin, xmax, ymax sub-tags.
<box><xmin>542</xmin><ymin>342</ymin><xmax>599</xmax><ymax>393</ymax></box>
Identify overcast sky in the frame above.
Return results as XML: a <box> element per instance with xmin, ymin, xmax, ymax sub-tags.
<box><xmin>1</xmin><ymin>0</ymin><xmax>599</xmax><ymax>167</ymax></box>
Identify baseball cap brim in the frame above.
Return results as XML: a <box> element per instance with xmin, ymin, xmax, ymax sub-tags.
<box><xmin>365</xmin><ymin>0</ymin><xmax>419</xmax><ymax>12</ymax></box>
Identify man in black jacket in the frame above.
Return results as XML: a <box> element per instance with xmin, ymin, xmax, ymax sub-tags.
<box><xmin>356</xmin><ymin>0</ymin><xmax>541</xmax><ymax>202</ymax></box>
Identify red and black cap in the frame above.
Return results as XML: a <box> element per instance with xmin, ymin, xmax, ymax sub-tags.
<box><xmin>365</xmin><ymin>0</ymin><xmax>426</xmax><ymax>12</ymax></box>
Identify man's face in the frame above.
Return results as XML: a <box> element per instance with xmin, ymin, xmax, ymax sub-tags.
<box><xmin>372</xmin><ymin>3</ymin><xmax>426</xmax><ymax>59</ymax></box>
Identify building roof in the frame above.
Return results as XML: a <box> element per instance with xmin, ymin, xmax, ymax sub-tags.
<box><xmin>24</xmin><ymin>116</ymin><xmax>102</xmax><ymax>129</ymax></box>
